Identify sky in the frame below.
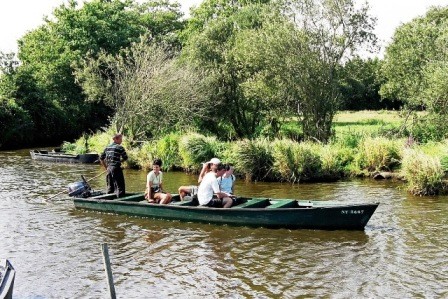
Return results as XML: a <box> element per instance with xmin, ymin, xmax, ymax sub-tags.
<box><xmin>0</xmin><ymin>0</ymin><xmax>447</xmax><ymax>56</ymax></box>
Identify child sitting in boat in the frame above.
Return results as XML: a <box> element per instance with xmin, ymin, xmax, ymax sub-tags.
<box><xmin>145</xmin><ymin>158</ymin><xmax>172</xmax><ymax>204</ymax></box>
<box><xmin>217</xmin><ymin>164</ymin><xmax>235</xmax><ymax>195</ymax></box>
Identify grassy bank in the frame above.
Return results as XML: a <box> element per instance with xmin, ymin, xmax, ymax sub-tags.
<box><xmin>62</xmin><ymin>111</ymin><xmax>448</xmax><ymax>196</ymax></box>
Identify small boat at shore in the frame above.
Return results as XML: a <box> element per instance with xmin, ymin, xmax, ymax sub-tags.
<box><xmin>0</xmin><ymin>259</ymin><xmax>15</xmax><ymax>299</ymax></box>
<box><xmin>30</xmin><ymin>149</ymin><xmax>99</xmax><ymax>164</ymax></box>
<box><xmin>73</xmin><ymin>193</ymin><xmax>379</xmax><ymax>230</ymax></box>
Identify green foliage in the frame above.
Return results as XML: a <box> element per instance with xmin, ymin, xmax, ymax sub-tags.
<box><xmin>0</xmin><ymin>98</ymin><xmax>33</xmax><ymax>149</ymax></box>
<box><xmin>272</xmin><ymin>140</ymin><xmax>322</xmax><ymax>182</ymax></box>
<box><xmin>354</xmin><ymin>137</ymin><xmax>402</xmax><ymax>172</ymax></box>
<box><xmin>183</xmin><ymin>1</ymin><xmax>289</xmax><ymax>139</ymax></box>
<box><xmin>233</xmin><ymin>139</ymin><xmax>274</xmax><ymax>181</ymax></box>
<box><xmin>75</xmin><ymin>40</ymin><xmax>208</xmax><ymax>143</ymax></box>
<box><xmin>178</xmin><ymin>133</ymin><xmax>218</xmax><ymax>172</ymax></box>
<box><xmin>128</xmin><ymin>141</ymin><xmax>157</xmax><ymax>170</ymax></box>
<box><xmin>338</xmin><ymin>57</ymin><xmax>400</xmax><ymax>110</ymax></box>
<box><xmin>2</xmin><ymin>0</ymin><xmax>184</xmax><ymax>149</ymax></box>
<box><xmin>410</xmin><ymin>114</ymin><xmax>448</xmax><ymax>143</ymax></box>
<box><xmin>153</xmin><ymin>133</ymin><xmax>182</xmax><ymax>171</ymax></box>
<box><xmin>401</xmin><ymin>149</ymin><xmax>445</xmax><ymax>196</ymax></box>
<box><xmin>380</xmin><ymin>7</ymin><xmax>448</xmax><ymax>139</ymax></box>
<box><xmin>318</xmin><ymin>144</ymin><xmax>354</xmax><ymax>178</ymax></box>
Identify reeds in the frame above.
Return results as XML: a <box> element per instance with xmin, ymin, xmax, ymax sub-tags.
<box><xmin>354</xmin><ymin>136</ymin><xmax>402</xmax><ymax>172</ymax></box>
<box><xmin>233</xmin><ymin>139</ymin><xmax>274</xmax><ymax>181</ymax></box>
<box><xmin>178</xmin><ymin>133</ymin><xmax>218</xmax><ymax>172</ymax></box>
<box><xmin>401</xmin><ymin>149</ymin><xmax>445</xmax><ymax>196</ymax></box>
<box><xmin>272</xmin><ymin>140</ymin><xmax>321</xmax><ymax>182</ymax></box>
<box><xmin>64</xmin><ymin>130</ymin><xmax>448</xmax><ymax>196</ymax></box>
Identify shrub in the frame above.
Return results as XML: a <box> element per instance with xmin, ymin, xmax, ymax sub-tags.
<box><xmin>178</xmin><ymin>133</ymin><xmax>217</xmax><ymax>172</ymax></box>
<box><xmin>129</xmin><ymin>141</ymin><xmax>157</xmax><ymax>170</ymax></box>
<box><xmin>354</xmin><ymin>137</ymin><xmax>402</xmax><ymax>172</ymax></box>
<box><xmin>334</xmin><ymin>131</ymin><xmax>365</xmax><ymax>149</ymax></box>
<box><xmin>319</xmin><ymin>143</ymin><xmax>354</xmax><ymax>179</ymax></box>
<box><xmin>153</xmin><ymin>133</ymin><xmax>182</xmax><ymax>171</ymax></box>
<box><xmin>271</xmin><ymin>140</ymin><xmax>322</xmax><ymax>182</ymax></box>
<box><xmin>401</xmin><ymin>149</ymin><xmax>445</xmax><ymax>196</ymax></box>
<box><xmin>233</xmin><ymin>139</ymin><xmax>274</xmax><ymax>181</ymax></box>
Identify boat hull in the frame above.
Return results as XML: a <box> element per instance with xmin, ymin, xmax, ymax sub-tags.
<box><xmin>0</xmin><ymin>259</ymin><xmax>15</xmax><ymax>299</ymax></box>
<box><xmin>30</xmin><ymin>150</ymin><xmax>99</xmax><ymax>164</ymax></box>
<box><xmin>73</xmin><ymin>194</ymin><xmax>379</xmax><ymax>230</ymax></box>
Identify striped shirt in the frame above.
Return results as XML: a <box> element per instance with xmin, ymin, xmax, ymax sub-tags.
<box><xmin>100</xmin><ymin>142</ymin><xmax>128</xmax><ymax>167</ymax></box>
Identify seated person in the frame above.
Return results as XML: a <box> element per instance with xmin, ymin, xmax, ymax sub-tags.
<box><xmin>217</xmin><ymin>164</ymin><xmax>235</xmax><ymax>195</ymax></box>
<box><xmin>145</xmin><ymin>158</ymin><xmax>172</xmax><ymax>204</ymax></box>
<box><xmin>178</xmin><ymin>158</ymin><xmax>221</xmax><ymax>200</ymax></box>
<box><xmin>197</xmin><ymin>163</ymin><xmax>233</xmax><ymax>208</ymax></box>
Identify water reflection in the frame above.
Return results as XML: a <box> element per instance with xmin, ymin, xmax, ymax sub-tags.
<box><xmin>1</xmin><ymin>149</ymin><xmax>447</xmax><ymax>298</ymax></box>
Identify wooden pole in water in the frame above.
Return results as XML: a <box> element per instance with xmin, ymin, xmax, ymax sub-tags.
<box><xmin>101</xmin><ymin>243</ymin><xmax>117</xmax><ymax>299</ymax></box>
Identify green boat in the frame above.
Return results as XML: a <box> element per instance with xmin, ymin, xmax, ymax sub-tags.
<box><xmin>73</xmin><ymin>193</ymin><xmax>379</xmax><ymax>230</ymax></box>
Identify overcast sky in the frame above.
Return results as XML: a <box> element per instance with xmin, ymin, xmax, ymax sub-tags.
<box><xmin>0</xmin><ymin>0</ymin><xmax>447</xmax><ymax>56</ymax></box>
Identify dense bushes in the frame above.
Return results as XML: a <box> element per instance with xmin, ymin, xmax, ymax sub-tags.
<box><xmin>401</xmin><ymin>149</ymin><xmax>445</xmax><ymax>196</ymax></box>
<box><xmin>62</xmin><ymin>131</ymin><xmax>448</xmax><ymax>195</ymax></box>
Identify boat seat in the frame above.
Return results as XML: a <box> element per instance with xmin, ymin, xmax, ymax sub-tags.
<box><xmin>267</xmin><ymin>199</ymin><xmax>297</xmax><ymax>208</ymax></box>
<box><xmin>115</xmin><ymin>193</ymin><xmax>144</xmax><ymax>202</ymax></box>
<box><xmin>170</xmin><ymin>200</ymin><xmax>195</xmax><ymax>206</ymax></box>
<box><xmin>232</xmin><ymin>198</ymin><xmax>269</xmax><ymax>208</ymax></box>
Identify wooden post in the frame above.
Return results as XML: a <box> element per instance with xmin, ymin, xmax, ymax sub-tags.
<box><xmin>101</xmin><ymin>243</ymin><xmax>117</xmax><ymax>299</ymax></box>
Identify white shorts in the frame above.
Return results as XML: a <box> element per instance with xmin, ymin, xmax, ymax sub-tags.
<box><xmin>189</xmin><ymin>185</ymin><xmax>198</xmax><ymax>196</ymax></box>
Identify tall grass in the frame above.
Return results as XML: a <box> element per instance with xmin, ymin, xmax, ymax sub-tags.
<box><xmin>272</xmin><ymin>140</ymin><xmax>321</xmax><ymax>182</ymax></box>
<box><xmin>401</xmin><ymin>149</ymin><xmax>445</xmax><ymax>196</ymax></box>
<box><xmin>153</xmin><ymin>133</ymin><xmax>182</xmax><ymax>171</ymax></box>
<box><xmin>318</xmin><ymin>144</ymin><xmax>354</xmax><ymax>179</ymax></box>
<box><xmin>354</xmin><ymin>137</ymin><xmax>402</xmax><ymax>173</ymax></box>
<box><xmin>178</xmin><ymin>133</ymin><xmax>218</xmax><ymax>172</ymax></box>
<box><xmin>233</xmin><ymin>139</ymin><xmax>274</xmax><ymax>181</ymax></box>
<box><xmin>128</xmin><ymin>141</ymin><xmax>157</xmax><ymax>170</ymax></box>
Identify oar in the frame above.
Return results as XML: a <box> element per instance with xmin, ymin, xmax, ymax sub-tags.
<box><xmin>43</xmin><ymin>170</ymin><xmax>107</xmax><ymax>202</ymax></box>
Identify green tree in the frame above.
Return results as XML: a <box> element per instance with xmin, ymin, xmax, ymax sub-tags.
<box><xmin>0</xmin><ymin>52</ymin><xmax>33</xmax><ymax>148</ymax></box>
<box><xmin>183</xmin><ymin>0</ymin><xmax>376</xmax><ymax>141</ymax></box>
<box><xmin>4</xmin><ymin>0</ymin><xmax>184</xmax><ymax>148</ymax></box>
<box><xmin>380</xmin><ymin>6</ymin><xmax>448</xmax><ymax>141</ymax></box>
<box><xmin>338</xmin><ymin>57</ymin><xmax>399</xmax><ymax>110</ymax></box>
<box><xmin>183</xmin><ymin>0</ymin><xmax>298</xmax><ymax>139</ymax></box>
<box><xmin>75</xmin><ymin>39</ymin><xmax>208</xmax><ymax>143</ymax></box>
<box><xmin>280</xmin><ymin>0</ymin><xmax>377</xmax><ymax>142</ymax></box>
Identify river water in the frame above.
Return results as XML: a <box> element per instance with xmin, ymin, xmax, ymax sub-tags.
<box><xmin>0</xmin><ymin>149</ymin><xmax>447</xmax><ymax>298</ymax></box>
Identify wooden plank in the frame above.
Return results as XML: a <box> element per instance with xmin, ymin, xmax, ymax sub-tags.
<box><xmin>233</xmin><ymin>198</ymin><xmax>269</xmax><ymax>208</ymax></box>
<box><xmin>170</xmin><ymin>200</ymin><xmax>195</xmax><ymax>206</ymax></box>
<box><xmin>267</xmin><ymin>199</ymin><xmax>297</xmax><ymax>209</ymax></box>
<box><xmin>101</xmin><ymin>244</ymin><xmax>116</xmax><ymax>299</ymax></box>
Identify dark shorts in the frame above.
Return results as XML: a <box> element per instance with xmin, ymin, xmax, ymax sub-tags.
<box><xmin>206</xmin><ymin>198</ymin><xmax>223</xmax><ymax>208</ymax></box>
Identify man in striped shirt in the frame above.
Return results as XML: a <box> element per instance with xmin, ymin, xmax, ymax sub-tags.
<box><xmin>100</xmin><ymin>133</ymin><xmax>128</xmax><ymax>197</ymax></box>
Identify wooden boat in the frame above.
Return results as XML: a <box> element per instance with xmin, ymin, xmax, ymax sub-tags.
<box><xmin>30</xmin><ymin>149</ymin><xmax>99</xmax><ymax>164</ymax></box>
<box><xmin>0</xmin><ymin>259</ymin><xmax>15</xmax><ymax>299</ymax></box>
<box><xmin>73</xmin><ymin>193</ymin><xmax>379</xmax><ymax>230</ymax></box>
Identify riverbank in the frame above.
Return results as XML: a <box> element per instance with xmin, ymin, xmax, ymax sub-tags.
<box><xmin>62</xmin><ymin>127</ymin><xmax>448</xmax><ymax>196</ymax></box>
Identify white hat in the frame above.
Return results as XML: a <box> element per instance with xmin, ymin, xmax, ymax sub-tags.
<box><xmin>208</xmin><ymin>158</ymin><xmax>221</xmax><ymax>164</ymax></box>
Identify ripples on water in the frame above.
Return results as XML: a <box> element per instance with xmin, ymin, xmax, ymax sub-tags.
<box><xmin>0</xmin><ymin>149</ymin><xmax>447</xmax><ymax>298</ymax></box>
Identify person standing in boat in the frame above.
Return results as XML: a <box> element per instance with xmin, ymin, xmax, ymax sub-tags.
<box><xmin>178</xmin><ymin>158</ymin><xmax>221</xmax><ymax>200</ymax></box>
<box><xmin>145</xmin><ymin>158</ymin><xmax>172</xmax><ymax>204</ymax></box>
<box><xmin>197</xmin><ymin>163</ymin><xmax>233</xmax><ymax>208</ymax></box>
<box><xmin>99</xmin><ymin>133</ymin><xmax>128</xmax><ymax>198</ymax></box>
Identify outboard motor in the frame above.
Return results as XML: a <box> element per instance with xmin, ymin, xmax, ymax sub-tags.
<box><xmin>68</xmin><ymin>180</ymin><xmax>91</xmax><ymax>198</ymax></box>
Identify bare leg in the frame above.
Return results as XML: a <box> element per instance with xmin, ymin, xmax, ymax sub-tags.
<box><xmin>158</xmin><ymin>193</ymin><xmax>172</xmax><ymax>204</ymax></box>
<box><xmin>222</xmin><ymin>197</ymin><xmax>233</xmax><ymax>208</ymax></box>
